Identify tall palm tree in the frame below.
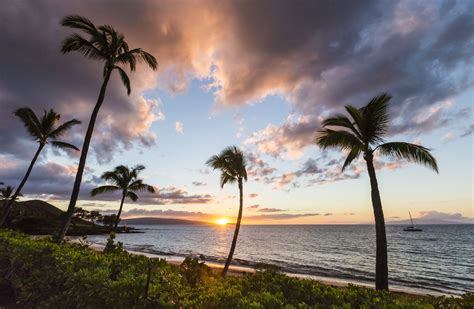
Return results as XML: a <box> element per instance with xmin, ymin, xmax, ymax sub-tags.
<box><xmin>0</xmin><ymin>108</ymin><xmax>80</xmax><ymax>227</ymax></box>
<box><xmin>91</xmin><ymin>165</ymin><xmax>155</xmax><ymax>231</ymax></box>
<box><xmin>206</xmin><ymin>146</ymin><xmax>248</xmax><ymax>278</ymax></box>
<box><xmin>56</xmin><ymin>15</ymin><xmax>158</xmax><ymax>242</ymax></box>
<box><xmin>315</xmin><ymin>93</ymin><xmax>438</xmax><ymax>290</ymax></box>
<box><xmin>0</xmin><ymin>186</ymin><xmax>22</xmax><ymax>200</ymax></box>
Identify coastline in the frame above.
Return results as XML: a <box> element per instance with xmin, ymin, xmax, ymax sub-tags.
<box><xmin>69</xmin><ymin>237</ymin><xmax>453</xmax><ymax>297</ymax></box>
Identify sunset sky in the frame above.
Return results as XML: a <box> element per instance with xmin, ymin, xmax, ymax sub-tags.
<box><xmin>0</xmin><ymin>0</ymin><xmax>472</xmax><ymax>224</ymax></box>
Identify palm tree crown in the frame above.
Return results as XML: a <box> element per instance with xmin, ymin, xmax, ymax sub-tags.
<box><xmin>15</xmin><ymin>107</ymin><xmax>81</xmax><ymax>150</ymax></box>
<box><xmin>206</xmin><ymin>146</ymin><xmax>248</xmax><ymax>188</ymax></box>
<box><xmin>316</xmin><ymin>93</ymin><xmax>438</xmax><ymax>172</ymax></box>
<box><xmin>0</xmin><ymin>186</ymin><xmax>22</xmax><ymax>200</ymax></box>
<box><xmin>61</xmin><ymin>15</ymin><xmax>158</xmax><ymax>95</ymax></box>
<box><xmin>91</xmin><ymin>165</ymin><xmax>155</xmax><ymax>201</ymax></box>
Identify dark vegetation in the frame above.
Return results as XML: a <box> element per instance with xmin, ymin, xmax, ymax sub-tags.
<box><xmin>0</xmin><ymin>230</ymin><xmax>472</xmax><ymax>308</ymax></box>
<box><xmin>0</xmin><ymin>200</ymin><xmax>134</xmax><ymax>235</ymax></box>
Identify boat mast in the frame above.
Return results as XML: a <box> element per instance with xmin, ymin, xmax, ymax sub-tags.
<box><xmin>409</xmin><ymin>211</ymin><xmax>414</xmax><ymax>227</ymax></box>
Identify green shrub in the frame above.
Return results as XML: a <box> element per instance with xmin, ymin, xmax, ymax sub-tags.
<box><xmin>0</xmin><ymin>230</ymin><xmax>471</xmax><ymax>308</ymax></box>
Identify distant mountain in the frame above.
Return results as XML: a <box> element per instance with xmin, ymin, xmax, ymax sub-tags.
<box><xmin>122</xmin><ymin>217</ymin><xmax>209</xmax><ymax>225</ymax></box>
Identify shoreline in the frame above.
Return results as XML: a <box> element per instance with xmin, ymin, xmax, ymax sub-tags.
<box><xmin>69</xmin><ymin>238</ymin><xmax>454</xmax><ymax>297</ymax></box>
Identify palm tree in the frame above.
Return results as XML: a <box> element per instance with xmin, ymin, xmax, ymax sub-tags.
<box><xmin>315</xmin><ymin>93</ymin><xmax>438</xmax><ymax>290</ymax></box>
<box><xmin>206</xmin><ymin>146</ymin><xmax>248</xmax><ymax>278</ymax></box>
<box><xmin>91</xmin><ymin>165</ymin><xmax>155</xmax><ymax>231</ymax></box>
<box><xmin>0</xmin><ymin>186</ymin><xmax>22</xmax><ymax>200</ymax></box>
<box><xmin>0</xmin><ymin>108</ymin><xmax>80</xmax><ymax>227</ymax></box>
<box><xmin>56</xmin><ymin>15</ymin><xmax>158</xmax><ymax>242</ymax></box>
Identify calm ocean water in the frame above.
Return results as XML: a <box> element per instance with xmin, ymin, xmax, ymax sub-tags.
<box><xmin>87</xmin><ymin>224</ymin><xmax>473</xmax><ymax>295</ymax></box>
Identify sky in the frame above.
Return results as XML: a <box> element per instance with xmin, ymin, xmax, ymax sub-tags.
<box><xmin>0</xmin><ymin>0</ymin><xmax>472</xmax><ymax>225</ymax></box>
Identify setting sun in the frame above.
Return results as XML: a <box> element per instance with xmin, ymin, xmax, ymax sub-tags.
<box><xmin>215</xmin><ymin>218</ymin><xmax>229</xmax><ymax>225</ymax></box>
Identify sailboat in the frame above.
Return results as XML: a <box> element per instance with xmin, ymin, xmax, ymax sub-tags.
<box><xmin>403</xmin><ymin>212</ymin><xmax>422</xmax><ymax>232</ymax></box>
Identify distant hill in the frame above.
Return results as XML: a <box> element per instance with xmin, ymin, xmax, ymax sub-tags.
<box><xmin>122</xmin><ymin>217</ymin><xmax>209</xmax><ymax>225</ymax></box>
<box><xmin>0</xmin><ymin>200</ymin><xmax>111</xmax><ymax>235</ymax></box>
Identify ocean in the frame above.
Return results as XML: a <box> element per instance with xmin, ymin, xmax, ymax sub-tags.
<box><xmin>87</xmin><ymin>224</ymin><xmax>473</xmax><ymax>295</ymax></box>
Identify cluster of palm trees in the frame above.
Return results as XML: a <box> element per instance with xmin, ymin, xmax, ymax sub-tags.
<box><xmin>0</xmin><ymin>15</ymin><xmax>439</xmax><ymax>291</ymax></box>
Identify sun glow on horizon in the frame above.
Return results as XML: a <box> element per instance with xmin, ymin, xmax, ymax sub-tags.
<box><xmin>215</xmin><ymin>218</ymin><xmax>230</xmax><ymax>225</ymax></box>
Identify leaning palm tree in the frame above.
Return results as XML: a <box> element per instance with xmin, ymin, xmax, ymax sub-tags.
<box><xmin>91</xmin><ymin>165</ymin><xmax>155</xmax><ymax>231</ymax></box>
<box><xmin>315</xmin><ymin>93</ymin><xmax>438</xmax><ymax>291</ymax></box>
<box><xmin>0</xmin><ymin>108</ymin><xmax>80</xmax><ymax>227</ymax></box>
<box><xmin>0</xmin><ymin>186</ymin><xmax>22</xmax><ymax>200</ymax></box>
<box><xmin>56</xmin><ymin>15</ymin><xmax>158</xmax><ymax>242</ymax></box>
<box><xmin>207</xmin><ymin>146</ymin><xmax>248</xmax><ymax>278</ymax></box>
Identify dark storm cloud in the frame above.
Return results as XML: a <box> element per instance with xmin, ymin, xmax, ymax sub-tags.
<box><xmin>0</xmin><ymin>156</ymin><xmax>96</xmax><ymax>199</ymax></box>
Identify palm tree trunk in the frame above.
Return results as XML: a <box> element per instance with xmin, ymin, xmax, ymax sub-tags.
<box><xmin>0</xmin><ymin>143</ymin><xmax>44</xmax><ymax>227</ymax></box>
<box><xmin>56</xmin><ymin>68</ymin><xmax>113</xmax><ymax>242</ymax></box>
<box><xmin>222</xmin><ymin>178</ymin><xmax>243</xmax><ymax>279</ymax></box>
<box><xmin>365</xmin><ymin>153</ymin><xmax>389</xmax><ymax>291</ymax></box>
<box><xmin>113</xmin><ymin>192</ymin><xmax>126</xmax><ymax>232</ymax></box>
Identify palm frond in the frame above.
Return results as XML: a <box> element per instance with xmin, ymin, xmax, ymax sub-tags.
<box><xmin>342</xmin><ymin>147</ymin><xmax>362</xmax><ymax>171</ymax></box>
<box><xmin>101</xmin><ymin>171</ymin><xmax>122</xmax><ymax>185</ymax></box>
<box><xmin>344</xmin><ymin>105</ymin><xmax>364</xmax><ymax>136</ymax></box>
<box><xmin>129</xmin><ymin>182</ymin><xmax>155</xmax><ymax>193</ymax></box>
<box><xmin>360</xmin><ymin>93</ymin><xmax>391</xmax><ymax>145</ymax></box>
<box><xmin>51</xmin><ymin>141</ymin><xmax>80</xmax><ymax>151</ymax></box>
<box><xmin>61</xmin><ymin>34</ymin><xmax>104</xmax><ymax>59</ymax></box>
<box><xmin>321</xmin><ymin>114</ymin><xmax>364</xmax><ymax>142</ymax></box>
<box><xmin>39</xmin><ymin>109</ymin><xmax>60</xmax><ymax>137</ymax></box>
<box><xmin>116</xmin><ymin>49</ymin><xmax>139</xmax><ymax>71</ymax></box>
<box><xmin>138</xmin><ymin>50</ymin><xmax>158</xmax><ymax>70</ymax></box>
<box><xmin>376</xmin><ymin>142</ymin><xmax>438</xmax><ymax>173</ymax></box>
<box><xmin>220</xmin><ymin>172</ymin><xmax>237</xmax><ymax>188</ymax></box>
<box><xmin>126</xmin><ymin>191</ymin><xmax>139</xmax><ymax>201</ymax></box>
<box><xmin>14</xmin><ymin>107</ymin><xmax>43</xmax><ymax>141</ymax></box>
<box><xmin>61</xmin><ymin>15</ymin><xmax>98</xmax><ymax>36</ymax></box>
<box><xmin>316</xmin><ymin>129</ymin><xmax>364</xmax><ymax>151</ymax></box>
<box><xmin>90</xmin><ymin>185</ymin><xmax>120</xmax><ymax>196</ymax></box>
<box><xmin>116</xmin><ymin>66</ymin><xmax>131</xmax><ymax>95</ymax></box>
<box><xmin>49</xmin><ymin>119</ymin><xmax>81</xmax><ymax>139</ymax></box>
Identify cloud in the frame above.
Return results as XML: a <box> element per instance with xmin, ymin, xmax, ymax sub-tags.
<box><xmin>246</xmin><ymin>152</ymin><xmax>277</xmax><ymax>180</ymax></box>
<box><xmin>248</xmin><ymin>193</ymin><xmax>258</xmax><ymax>198</ymax></box>
<box><xmin>1</xmin><ymin>0</ymin><xmax>473</xmax><ymax>171</ymax></box>
<box><xmin>192</xmin><ymin>181</ymin><xmax>207</xmax><ymax>187</ymax></box>
<box><xmin>0</xmin><ymin>156</ymin><xmax>96</xmax><ymax>200</ymax></box>
<box><xmin>460</xmin><ymin>124</ymin><xmax>474</xmax><ymax>138</ymax></box>
<box><xmin>0</xmin><ymin>156</ymin><xmax>213</xmax><ymax>205</ymax></box>
<box><xmin>245</xmin><ymin>115</ymin><xmax>318</xmax><ymax>159</ymax></box>
<box><xmin>387</xmin><ymin>211</ymin><xmax>473</xmax><ymax>224</ymax></box>
<box><xmin>97</xmin><ymin>186</ymin><xmax>213</xmax><ymax>205</ymax></box>
<box><xmin>418</xmin><ymin>211</ymin><xmax>472</xmax><ymax>222</ymax></box>
<box><xmin>118</xmin><ymin>208</ymin><xmax>217</xmax><ymax>221</ymax></box>
<box><xmin>246</xmin><ymin>204</ymin><xmax>260</xmax><ymax>210</ymax></box>
<box><xmin>175</xmin><ymin>121</ymin><xmax>184</xmax><ymax>134</ymax></box>
<box><xmin>246</xmin><ymin>213</ymin><xmax>320</xmax><ymax>220</ymax></box>
<box><xmin>257</xmin><ymin>208</ymin><xmax>285</xmax><ymax>213</ymax></box>
<box><xmin>323</xmin><ymin>213</ymin><xmax>333</xmax><ymax>216</ymax></box>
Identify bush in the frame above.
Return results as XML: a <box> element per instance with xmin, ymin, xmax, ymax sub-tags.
<box><xmin>0</xmin><ymin>230</ymin><xmax>472</xmax><ymax>308</ymax></box>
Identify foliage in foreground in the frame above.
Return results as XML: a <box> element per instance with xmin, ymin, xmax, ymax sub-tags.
<box><xmin>0</xmin><ymin>230</ymin><xmax>471</xmax><ymax>308</ymax></box>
